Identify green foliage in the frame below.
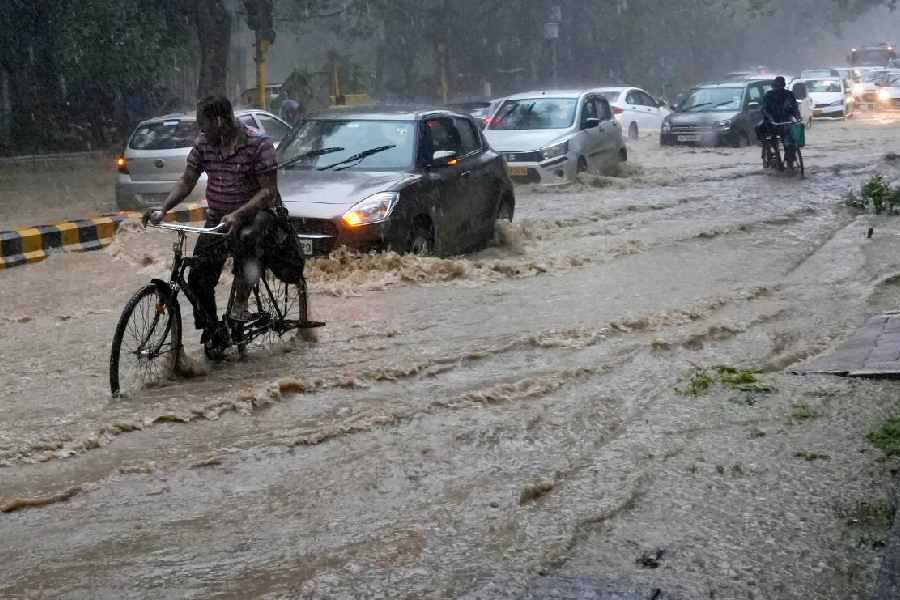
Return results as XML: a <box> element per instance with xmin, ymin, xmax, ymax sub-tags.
<box><xmin>795</xmin><ymin>450</ymin><xmax>830</xmax><ymax>461</ymax></box>
<box><xmin>676</xmin><ymin>364</ymin><xmax>774</xmax><ymax>397</ymax></box>
<box><xmin>867</xmin><ymin>417</ymin><xmax>900</xmax><ymax>458</ymax></box>
<box><xmin>847</xmin><ymin>175</ymin><xmax>900</xmax><ymax>214</ymax></box>
<box><xmin>675</xmin><ymin>366</ymin><xmax>715</xmax><ymax>396</ymax></box>
<box><xmin>788</xmin><ymin>404</ymin><xmax>819</xmax><ymax>423</ymax></box>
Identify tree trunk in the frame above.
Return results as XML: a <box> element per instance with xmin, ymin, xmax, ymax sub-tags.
<box><xmin>194</xmin><ymin>0</ymin><xmax>231</xmax><ymax>101</ymax></box>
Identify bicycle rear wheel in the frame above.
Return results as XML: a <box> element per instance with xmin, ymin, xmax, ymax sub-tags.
<box><xmin>110</xmin><ymin>285</ymin><xmax>182</xmax><ymax>398</ymax></box>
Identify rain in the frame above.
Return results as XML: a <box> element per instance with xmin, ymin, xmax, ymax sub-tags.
<box><xmin>4</xmin><ymin>1</ymin><xmax>900</xmax><ymax>598</ymax></box>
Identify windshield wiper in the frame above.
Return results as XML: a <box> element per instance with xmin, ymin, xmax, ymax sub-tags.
<box><xmin>684</xmin><ymin>102</ymin><xmax>712</xmax><ymax>112</ymax></box>
<box><xmin>317</xmin><ymin>145</ymin><xmax>396</xmax><ymax>171</ymax></box>
<box><xmin>279</xmin><ymin>146</ymin><xmax>344</xmax><ymax>170</ymax></box>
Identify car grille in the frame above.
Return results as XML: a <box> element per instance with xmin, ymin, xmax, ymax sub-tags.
<box><xmin>503</xmin><ymin>151</ymin><xmax>542</xmax><ymax>163</ymax></box>
<box><xmin>671</xmin><ymin>126</ymin><xmax>716</xmax><ymax>134</ymax></box>
<box><xmin>289</xmin><ymin>217</ymin><xmax>338</xmax><ymax>238</ymax></box>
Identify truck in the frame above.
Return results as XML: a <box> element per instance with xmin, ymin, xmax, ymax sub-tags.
<box><xmin>848</xmin><ymin>43</ymin><xmax>897</xmax><ymax>68</ymax></box>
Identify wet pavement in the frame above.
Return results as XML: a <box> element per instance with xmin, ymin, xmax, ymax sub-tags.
<box><xmin>3</xmin><ymin>117</ymin><xmax>900</xmax><ymax>598</ymax></box>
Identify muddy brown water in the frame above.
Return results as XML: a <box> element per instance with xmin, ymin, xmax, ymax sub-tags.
<box><xmin>3</xmin><ymin>118</ymin><xmax>900</xmax><ymax>598</ymax></box>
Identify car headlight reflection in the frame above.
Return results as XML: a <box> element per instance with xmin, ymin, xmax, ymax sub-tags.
<box><xmin>879</xmin><ymin>89</ymin><xmax>891</xmax><ymax>102</ymax></box>
<box><xmin>715</xmin><ymin>119</ymin><xmax>733</xmax><ymax>129</ymax></box>
<box><xmin>341</xmin><ymin>192</ymin><xmax>399</xmax><ymax>227</ymax></box>
<box><xmin>661</xmin><ymin>120</ymin><xmax>672</xmax><ymax>133</ymax></box>
<box><xmin>541</xmin><ymin>141</ymin><xmax>568</xmax><ymax>161</ymax></box>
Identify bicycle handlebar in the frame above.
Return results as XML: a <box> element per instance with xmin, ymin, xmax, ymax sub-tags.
<box><xmin>151</xmin><ymin>222</ymin><xmax>228</xmax><ymax>235</ymax></box>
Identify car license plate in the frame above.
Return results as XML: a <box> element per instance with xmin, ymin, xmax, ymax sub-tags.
<box><xmin>508</xmin><ymin>166</ymin><xmax>528</xmax><ymax>177</ymax></box>
<box><xmin>299</xmin><ymin>238</ymin><xmax>314</xmax><ymax>256</ymax></box>
<box><xmin>677</xmin><ymin>135</ymin><xmax>700</xmax><ymax>142</ymax></box>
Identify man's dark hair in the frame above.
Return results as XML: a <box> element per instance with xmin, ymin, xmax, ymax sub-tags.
<box><xmin>198</xmin><ymin>95</ymin><xmax>234</xmax><ymax>122</ymax></box>
<box><xmin>773</xmin><ymin>76</ymin><xmax>786</xmax><ymax>87</ymax></box>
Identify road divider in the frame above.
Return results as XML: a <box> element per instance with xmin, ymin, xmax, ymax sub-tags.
<box><xmin>0</xmin><ymin>203</ymin><xmax>206</xmax><ymax>269</ymax></box>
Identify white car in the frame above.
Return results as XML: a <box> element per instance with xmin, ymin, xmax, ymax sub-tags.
<box><xmin>116</xmin><ymin>109</ymin><xmax>292</xmax><ymax>211</ymax></box>
<box><xmin>874</xmin><ymin>72</ymin><xmax>900</xmax><ymax>109</ymax></box>
<box><xmin>801</xmin><ymin>78</ymin><xmax>855</xmax><ymax>119</ymax></box>
<box><xmin>484</xmin><ymin>89</ymin><xmax>627</xmax><ymax>184</ymax></box>
<box><xmin>596</xmin><ymin>87</ymin><xmax>670</xmax><ymax>139</ymax></box>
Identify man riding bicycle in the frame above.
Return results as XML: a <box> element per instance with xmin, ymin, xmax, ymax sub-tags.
<box><xmin>758</xmin><ymin>76</ymin><xmax>802</xmax><ymax>161</ymax></box>
<box><xmin>143</xmin><ymin>95</ymin><xmax>280</xmax><ymax>343</ymax></box>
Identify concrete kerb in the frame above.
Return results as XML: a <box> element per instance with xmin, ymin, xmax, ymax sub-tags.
<box><xmin>0</xmin><ymin>203</ymin><xmax>206</xmax><ymax>269</ymax></box>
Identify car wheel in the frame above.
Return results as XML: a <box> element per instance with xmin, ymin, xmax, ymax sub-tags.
<box><xmin>618</xmin><ymin>147</ymin><xmax>628</xmax><ymax>162</ymax></box>
<box><xmin>628</xmin><ymin>122</ymin><xmax>639</xmax><ymax>140</ymax></box>
<box><xmin>410</xmin><ymin>222</ymin><xmax>434</xmax><ymax>256</ymax></box>
<box><xmin>496</xmin><ymin>197</ymin><xmax>514</xmax><ymax>222</ymax></box>
<box><xmin>734</xmin><ymin>132</ymin><xmax>750</xmax><ymax>148</ymax></box>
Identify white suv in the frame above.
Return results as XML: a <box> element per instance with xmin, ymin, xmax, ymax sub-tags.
<box><xmin>483</xmin><ymin>89</ymin><xmax>627</xmax><ymax>184</ymax></box>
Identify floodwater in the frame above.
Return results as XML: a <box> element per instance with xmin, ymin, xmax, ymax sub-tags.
<box><xmin>3</xmin><ymin>117</ymin><xmax>900</xmax><ymax>598</ymax></box>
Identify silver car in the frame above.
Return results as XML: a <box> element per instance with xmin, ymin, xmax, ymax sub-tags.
<box><xmin>483</xmin><ymin>89</ymin><xmax>627</xmax><ymax>184</ymax></box>
<box><xmin>115</xmin><ymin>109</ymin><xmax>292</xmax><ymax>211</ymax></box>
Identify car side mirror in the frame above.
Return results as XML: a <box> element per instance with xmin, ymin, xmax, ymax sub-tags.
<box><xmin>431</xmin><ymin>150</ymin><xmax>458</xmax><ymax>167</ymax></box>
<box><xmin>583</xmin><ymin>117</ymin><xmax>601</xmax><ymax>129</ymax></box>
<box><xmin>747</xmin><ymin>101</ymin><xmax>761</xmax><ymax>110</ymax></box>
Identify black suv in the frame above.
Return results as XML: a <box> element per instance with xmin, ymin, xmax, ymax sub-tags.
<box><xmin>661</xmin><ymin>79</ymin><xmax>773</xmax><ymax>147</ymax></box>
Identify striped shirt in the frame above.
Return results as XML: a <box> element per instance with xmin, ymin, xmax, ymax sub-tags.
<box><xmin>186</xmin><ymin>125</ymin><xmax>277</xmax><ymax>215</ymax></box>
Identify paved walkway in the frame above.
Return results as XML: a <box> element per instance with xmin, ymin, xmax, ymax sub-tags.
<box><xmin>794</xmin><ymin>312</ymin><xmax>900</xmax><ymax>376</ymax></box>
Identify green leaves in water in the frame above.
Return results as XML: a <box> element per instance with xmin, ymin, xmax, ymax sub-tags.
<box><xmin>675</xmin><ymin>364</ymin><xmax>773</xmax><ymax>397</ymax></box>
<box><xmin>867</xmin><ymin>417</ymin><xmax>900</xmax><ymax>458</ymax></box>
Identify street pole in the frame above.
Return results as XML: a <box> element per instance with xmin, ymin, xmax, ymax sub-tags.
<box><xmin>545</xmin><ymin>6</ymin><xmax>561</xmax><ymax>88</ymax></box>
<box><xmin>255</xmin><ymin>32</ymin><xmax>269</xmax><ymax>110</ymax></box>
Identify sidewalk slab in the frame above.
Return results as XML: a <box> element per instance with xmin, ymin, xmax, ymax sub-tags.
<box><xmin>792</xmin><ymin>313</ymin><xmax>900</xmax><ymax>377</ymax></box>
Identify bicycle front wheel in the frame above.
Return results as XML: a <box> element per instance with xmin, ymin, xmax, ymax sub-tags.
<box><xmin>257</xmin><ymin>270</ymin><xmax>308</xmax><ymax>340</ymax></box>
<box><xmin>110</xmin><ymin>284</ymin><xmax>182</xmax><ymax>398</ymax></box>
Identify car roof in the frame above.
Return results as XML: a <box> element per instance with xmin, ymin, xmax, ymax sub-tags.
<box><xmin>503</xmin><ymin>89</ymin><xmax>592</xmax><ymax>100</ymax></box>
<box><xmin>137</xmin><ymin>108</ymin><xmax>276</xmax><ymax>126</ymax></box>
<box><xmin>308</xmin><ymin>104</ymin><xmax>471</xmax><ymax>121</ymax></box>
<box><xmin>694</xmin><ymin>81</ymin><xmax>760</xmax><ymax>88</ymax></box>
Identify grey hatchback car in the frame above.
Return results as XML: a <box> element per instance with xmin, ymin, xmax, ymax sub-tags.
<box><xmin>115</xmin><ymin>109</ymin><xmax>292</xmax><ymax>211</ymax></box>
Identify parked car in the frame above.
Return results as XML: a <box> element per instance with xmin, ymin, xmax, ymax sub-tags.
<box><xmin>445</xmin><ymin>98</ymin><xmax>505</xmax><ymax>128</ymax></box>
<box><xmin>661</xmin><ymin>80</ymin><xmax>770</xmax><ymax>147</ymax></box>
<box><xmin>275</xmin><ymin>106</ymin><xmax>515</xmax><ymax>257</ymax></box>
<box><xmin>239</xmin><ymin>83</ymin><xmax>284</xmax><ymax>111</ymax></box>
<box><xmin>852</xmin><ymin>68</ymin><xmax>892</xmax><ymax>109</ymax></box>
<box><xmin>115</xmin><ymin>110</ymin><xmax>292</xmax><ymax>211</ymax></box>
<box><xmin>800</xmin><ymin>68</ymin><xmax>842</xmax><ymax>80</ymax></box>
<box><xmin>802</xmin><ymin>78</ymin><xmax>855</xmax><ymax>118</ymax></box>
<box><xmin>483</xmin><ymin>89</ymin><xmax>627</xmax><ymax>184</ymax></box>
<box><xmin>596</xmin><ymin>87</ymin><xmax>671</xmax><ymax>139</ymax></box>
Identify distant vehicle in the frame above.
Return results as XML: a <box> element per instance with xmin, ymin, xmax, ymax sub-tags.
<box><xmin>484</xmin><ymin>89</ymin><xmax>627</xmax><ymax>184</ymax></box>
<box><xmin>596</xmin><ymin>86</ymin><xmax>671</xmax><ymax>139</ymax></box>
<box><xmin>800</xmin><ymin>68</ymin><xmax>842</xmax><ymax>80</ymax></box>
<box><xmin>239</xmin><ymin>83</ymin><xmax>284</xmax><ymax>112</ymax></box>
<box><xmin>445</xmin><ymin>98</ymin><xmax>505</xmax><ymax>128</ymax></box>
<box><xmin>275</xmin><ymin>106</ymin><xmax>515</xmax><ymax>257</ymax></box>
<box><xmin>851</xmin><ymin>69</ymin><xmax>895</xmax><ymax>109</ymax></box>
<box><xmin>661</xmin><ymin>80</ymin><xmax>770</xmax><ymax>147</ymax></box>
<box><xmin>801</xmin><ymin>78</ymin><xmax>855</xmax><ymax>119</ymax></box>
<box><xmin>116</xmin><ymin>110</ymin><xmax>292</xmax><ymax>211</ymax></box>
<box><xmin>849</xmin><ymin>43</ymin><xmax>897</xmax><ymax>68</ymax></box>
<box><xmin>874</xmin><ymin>72</ymin><xmax>900</xmax><ymax>109</ymax></box>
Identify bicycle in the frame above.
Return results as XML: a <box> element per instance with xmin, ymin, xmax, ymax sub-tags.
<box><xmin>761</xmin><ymin>119</ymin><xmax>805</xmax><ymax>177</ymax></box>
<box><xmin>109</xmin><ymin>219</ymin><xmax>324</xmax><ymax>398</ymax></box>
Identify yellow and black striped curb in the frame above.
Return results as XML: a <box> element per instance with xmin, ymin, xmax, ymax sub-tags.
<box><xmin>0</xmin><ymin>203</ymin><xmax>206</xmax><ymax>269</ymax></box>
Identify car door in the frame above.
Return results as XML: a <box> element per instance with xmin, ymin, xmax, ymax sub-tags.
<box><xmin>745</xmin><ymin>83</ymin><xmax>765</xmax><ymax>130</ymax></box>
<box><xmin>623</xmin><ymin>89</ymin><xmax>642</xmax><ymax>131</ymax></box>
<box><xmin>595</xmin><ymin>97</ymin><xmax>620</xmax><ymax>164</ymax></box>
<box><xmin>452</xmin><ymin>116</ymin><xmax>497</xmax><ymax>245</ymax></box>
<box><xmin>420</xmin><ymin>116</ymin><xmax>469</xmax><ymax>253</ymax></box>
<box><xmin>578</xmin><ymin>95</ymin><xmax>607</xmax><ymax>171</ymax></box>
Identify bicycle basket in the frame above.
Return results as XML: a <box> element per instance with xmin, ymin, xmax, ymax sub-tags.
<box><xmin>788</xmin><ymin>122</ymin><xmax>806</xmax><ymax>148</ymax></box>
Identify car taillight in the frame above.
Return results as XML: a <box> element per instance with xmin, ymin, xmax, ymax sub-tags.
<box><xmin>116</xmin><ymin>155</ymin><xmax>129</xmax><ymax>174</ymax></box>
<box><xmin>612</xmin><ymin>106</ymin><xmax>624</xmax><ymax>115</ymax></box>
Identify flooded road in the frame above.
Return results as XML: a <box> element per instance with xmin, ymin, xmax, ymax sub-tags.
<box><xmin>3</xmin><ymin>118</ymin><xmax>900</xmax><ymax>598</ymax></box>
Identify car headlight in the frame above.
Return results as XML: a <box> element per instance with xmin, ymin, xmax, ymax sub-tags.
<box><xmin>661</xmin><ymin>120</ymin><xmax>672</xmax><ymax>133</ymax></box>
<box><xmin>879</xmin><ymin>89</ymin><xmax>891</xmax><ymax>102</ymax></box>
<box><xmin>541</xmin><ymin>140</ymin><xmax>568</xmax><ymax>161</ymax></box>
<box><xmin>341</xmin><ymin>192</ymin><xmax>399</xmax><ymax>227</ymax></box>
<box><xmin>830</xmin><ymin>98</ymin><xmax>845</xmax><ymax>106</ymax></box>
<box><xmin>715</xmin><ymin>119</ymin><xmax>733</xmax><ymax>129</ymax></box>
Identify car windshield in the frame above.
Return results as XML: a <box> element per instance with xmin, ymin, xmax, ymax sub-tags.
<box><xmin>677</xmin><ymin>88</ymin><xmax>744</xmax><ymax>112</ymax></box>
<box><xmin>488</xmin><ymin>98</ymin><xmax>577</xmax><ymax>130</ymax></box>
<box><xmin>599</xmin><ymin>91</ymin><xmax>621</xmax><ymax>103</ymax></box>
<box><xmin>806</xmin><ymin>79</ymin><xmax>843</xmax><ymax>93</ymax></box>
<box><xmin>277</xmin><ymin>119</ymin><xmax>416</xmax><ymax>170</ymax></box>
<box><xmin>129</xmin><ymin>120</ymin><xmax>199</xmax><ymax>150</ymax></box>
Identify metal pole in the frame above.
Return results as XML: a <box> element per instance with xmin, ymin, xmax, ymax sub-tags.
<box><xmin>255</xmin><ymin>33</ymin><xmax>269</xmax><ymax>110</ymax></box>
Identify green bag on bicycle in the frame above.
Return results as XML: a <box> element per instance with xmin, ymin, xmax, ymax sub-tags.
<box><xmin>788</xmin><ymin>122</ymin><xmax>805</xmax><ymax>148</ymax></box>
